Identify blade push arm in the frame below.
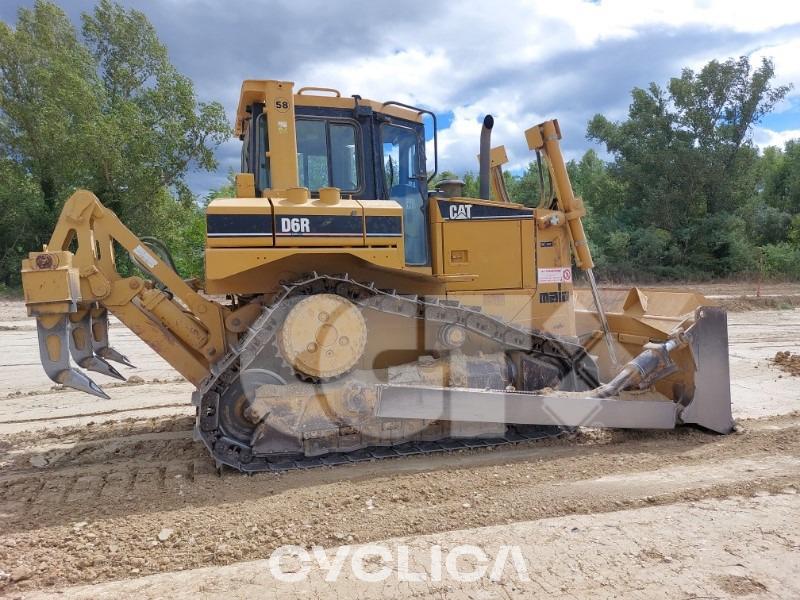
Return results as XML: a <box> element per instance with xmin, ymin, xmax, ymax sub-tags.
<box><xmin>21</xmin><ymin>189</ymin><xmax>228</xmax><ymax>396</ymax></box>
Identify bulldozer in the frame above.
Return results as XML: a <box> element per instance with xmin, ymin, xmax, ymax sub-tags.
<box><xmin>20</xmin><ymin>80</ymin><xmax>733</xmax><ymax>472</ymax></box>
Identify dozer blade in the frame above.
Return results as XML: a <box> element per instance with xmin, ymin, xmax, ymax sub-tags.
<box><xmin>89</xmin><ymin>307</ymin><xmax>135</xmax><ymax>369</ymax></box>
<box><xmin>679</xmin><ymin>306</ymin><xmax>734</xmax><ymax>433</ymax></box>
<box><xmin>37</xmin><ymin>314</ymin><xmax>110</xmax><ymax>399</ymax></box>
<box><xmin>69</xmin><ymin>309</ymin><xmax>126</xmax><ymax>381</ymax></box>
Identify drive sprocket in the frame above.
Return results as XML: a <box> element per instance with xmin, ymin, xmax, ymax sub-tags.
<box><xmin>277</xmin><ymin>293</ymin><xmax>368</xmax><ymax>379</ymax></box>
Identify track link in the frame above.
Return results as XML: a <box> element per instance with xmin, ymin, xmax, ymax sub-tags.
<box><xmin>196</xmin><ymin>273</ymin><xmax>599</xmax><ymax>472</ymax></box>
<box><xmin>231</xmin><ymin>425</ymin><xmax>567</xmax><ymax>473</ymax></box>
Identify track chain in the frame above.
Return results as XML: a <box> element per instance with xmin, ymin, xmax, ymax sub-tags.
<box><xmin>231</xmin><ymin>425</ymin><xmax>569</xmax><ymax>473</ymax></box>
<box><xmin>196</xmin><ymin>273</ymin><xmax>599</xmax><ymax>472</ymax></box>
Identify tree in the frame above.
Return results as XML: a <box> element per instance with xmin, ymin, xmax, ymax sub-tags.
<box><xmin>566</xmin><ymin>150</ymin><xmax>627</xmax><ymax>272</ymax></box>
<box><xmin>80</xmin><ymin>0</ymin><xmax>228</xmax><ymax>225</ymax></box>
<box><xmin>587</xmin><ymin>56</ymin><xmax>791</xmax><ymax>278</ymax></box>
<box><xmin>0</xmin><ymin>1</ymin><xmax>100</xmax><ymax>212</ymax></box>
<box><xmin>0</xmin><ymin>0</ymin><xmax>229</xmax><ymax>285</ymax></box>
<box><xmin>761</xmin><ymin>140</ymin><xmax>800</xmax><ymax>215</ymax></box>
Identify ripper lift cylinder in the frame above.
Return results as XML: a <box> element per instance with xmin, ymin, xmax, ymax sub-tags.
<box><xmin>139</xmin><ymin>287</ymin><xmax>209</xmax><ymax>350</ymax></box>
<box><xmin>539</xmin><ymin>120</ymin><xmax>593</xmax><ymax>270</ymax></box>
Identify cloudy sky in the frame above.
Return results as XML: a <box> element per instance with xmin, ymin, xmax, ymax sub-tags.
<box><xmin>3</xmin><ymin>0</ymin><xmax>800</xmax><ymax>197</ymax></box>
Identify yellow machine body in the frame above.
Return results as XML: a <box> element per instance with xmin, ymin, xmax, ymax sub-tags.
<box><xmin>20</xmin><ymin>80</ymin><xmax>733</xmax><ymax>472</ymax></box>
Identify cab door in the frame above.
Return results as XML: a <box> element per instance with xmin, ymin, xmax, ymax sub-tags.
<box><xmin>380</xmin><ymin>122</ymin><xmax>430</xmax><ymax>266</ymax></box>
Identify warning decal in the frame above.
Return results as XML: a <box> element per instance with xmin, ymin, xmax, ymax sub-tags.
<box><xmin>537</xmin><ymin>267</ymin><xmax>572</xmax><ymax>284</ymax></box>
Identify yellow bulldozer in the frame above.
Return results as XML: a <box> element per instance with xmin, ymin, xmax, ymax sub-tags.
<box><xmin>20</xmin><ymin>80</ymin><xmax>733</xmax><ymax>471</ymax></box>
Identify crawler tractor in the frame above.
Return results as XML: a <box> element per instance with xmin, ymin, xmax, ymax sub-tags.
<box><xmin>21</xmin><ymin>80</ymin><xmax>733</xmax><ymax>471</ymax></box>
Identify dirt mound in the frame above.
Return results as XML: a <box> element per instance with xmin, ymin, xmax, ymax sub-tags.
<box><xmin>773</xmin><ymin>351</ymin><xmax>800</xmax><ymax>377</ymax></box>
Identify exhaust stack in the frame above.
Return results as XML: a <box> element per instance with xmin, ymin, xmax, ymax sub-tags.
<box><xmin>479</xmin><ymin>114</ymin><xmax>494</xmax><ymax>200</ymax></box>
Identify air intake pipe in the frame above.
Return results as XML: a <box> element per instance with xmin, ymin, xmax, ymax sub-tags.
<box><xmin>479</xmin><ymin>114</ymin><xmax>494</xmax><ymax>200</ymax></box>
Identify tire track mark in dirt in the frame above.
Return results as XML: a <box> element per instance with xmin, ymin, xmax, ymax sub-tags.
<box><xmin>0</xmin><ymin>413</ymin><xmax>798</xmax><ymax>593</ymax></box>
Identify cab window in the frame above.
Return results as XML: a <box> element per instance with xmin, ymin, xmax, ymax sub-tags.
<box><xmin>296</xmin><ymin>119</ymin><xmax>360</xmax><ymax>193</ymax></box>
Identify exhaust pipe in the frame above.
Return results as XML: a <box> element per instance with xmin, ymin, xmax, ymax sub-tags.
<box><xmin>479</xmin><ymin>114</ymin><xmax>493</xmax><ymax>200</ymax></box>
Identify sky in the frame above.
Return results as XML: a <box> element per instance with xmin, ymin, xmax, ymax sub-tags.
<box><xmin>2</xmin><ymin>0</ymin><xmax>800</xmax><ymax>197</ymax></box>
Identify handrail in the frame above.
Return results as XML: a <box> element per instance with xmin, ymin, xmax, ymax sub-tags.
<box><xmin>297</xmin><ymin>86</ymin><xmax>341</xmax><ymax>97</ymax></box>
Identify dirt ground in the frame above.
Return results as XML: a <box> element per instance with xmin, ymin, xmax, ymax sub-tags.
<box><xmin>1</xmin><ymin>289</ymin><xmax>799</xmax><ymax>598</ymax></box>
<box><xmin>19</xmin><ymin>493</ymin><xmax>800</xmax><ymax>599</ymax></box>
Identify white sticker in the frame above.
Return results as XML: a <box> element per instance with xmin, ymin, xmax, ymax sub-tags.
<box><xmin>133</xmin><ymin>244</ymin><xmax>158</xmax><ymax>269</ymax></box>
<box><xmin>537</xmin><ymin>267</ymin><xmax>572</xmax><ymax>284</ymax></box>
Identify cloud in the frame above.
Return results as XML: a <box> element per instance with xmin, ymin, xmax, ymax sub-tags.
<box><xmin>751</xmin><ymin>37</ymin><xmax>800</xmax><ymax>101</ymax></box>
<box><xmin>2</xmin><ymin>0</ymin><xmax>799</xmax><ymax>194</ymax></box>
<box><xmin>752</xmin><ymin>127</ymin><xmax>800</xmax><ymax>150</ymax></box>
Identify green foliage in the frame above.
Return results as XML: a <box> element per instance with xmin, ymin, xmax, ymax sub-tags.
<box><xmin>507</xmin><ymin>161</ymin><xmax>546</xmax><ymax>206</ymax></box>
<box><xmin>583</xmin><ymin>56</ymin><xmax>794</xmax><ymax>279</ymax></box>
<box><xmin>0</xmin><ymin>0</ymin><xmax>228</xmax><ymax>285</ymax></box>
<box><xmin>761</xmin><ymin>140</ymin><xmax>800</xmax><ymax>214</ymax></box>
<box><xmin>156</xmin><ymin>199</ymin><xmax>206</xmax><ymax>278</ymax></box>
<box><xmin>788</xmin><ymin>214</ymin><xmax>800</xmax><ymax>247</ymax></box>
<box><xmin>761</xmin><ymin>243</ymin><xmax>800</xmax><ymax>278</ymax></box>
<box><xmin>461</xmin><ymin>172</ymin><xmax>479</xmax><ymax>198</ymax></box>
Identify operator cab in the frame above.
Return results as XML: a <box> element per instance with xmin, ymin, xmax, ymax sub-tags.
<box><xmin>237</xmin><ymin>83</ymin><xmax>437</xmax><ymax>266</ymax></box>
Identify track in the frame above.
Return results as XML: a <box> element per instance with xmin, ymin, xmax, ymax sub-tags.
<box><xmin>211</xmin><ymin>426</ymin><xmax>569</xmax><ymax>472</ymax></box>
<box><xmin>198</xmin><ymin>273</ymin><xmax>599</xmax><ymax>471</ymax></box>
<box><xmin>0</xmin><ymin>416</ymin><xmax>566</xmax><ymax>505</ymax></box>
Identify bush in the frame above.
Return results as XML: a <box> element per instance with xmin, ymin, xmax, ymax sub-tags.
<box><xmin>760</xmin><ymin>243</ymin><xmax>800</xmax><ymax>278</ymax></box>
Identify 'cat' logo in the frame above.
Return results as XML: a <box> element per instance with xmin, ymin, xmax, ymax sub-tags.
<box><xmin>449</xmin><ymin>204</ymin><xmax>472</xmax><ymax>220</ymax></box>
<box><xmin>280</xmin><ymin>217</ymin><xmax>310</xmax><ymax>233</ymax></box>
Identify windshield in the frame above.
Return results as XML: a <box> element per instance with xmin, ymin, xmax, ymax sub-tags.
<box><xmin>382</xmin><ymin>123</ymin><xmax>428</xmax><ymax>265</ymax></box>
<box><xmin>296</xmin><ymin>118</ymin><xmax>360</xmax><ymax>193</ymax></box>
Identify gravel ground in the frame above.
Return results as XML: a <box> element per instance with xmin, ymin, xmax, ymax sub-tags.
<box><xmin>20</xmin><ymin>492</ymin><xmax>800</xmax><ymax>600</ymax></box>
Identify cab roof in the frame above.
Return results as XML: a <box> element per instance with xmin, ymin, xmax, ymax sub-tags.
<box><xmin>234</xmin><ymin>79</ymin><xmax>423</xmax><ymax>136</ymax></box>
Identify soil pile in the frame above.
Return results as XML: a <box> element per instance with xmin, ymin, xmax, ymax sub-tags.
<box><xmin>774</xmin><ymin>351</ymin><xmax>800</xmax><ymax>377</ymax></box>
